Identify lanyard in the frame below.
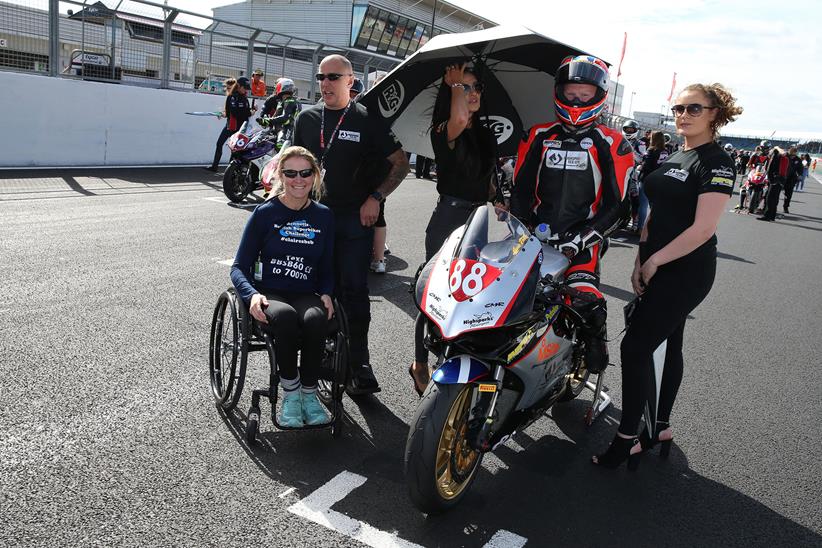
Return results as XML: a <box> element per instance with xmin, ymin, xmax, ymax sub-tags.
<box><xmin>319</xmin><ymin>101</ymin><xmax>352</xmax><ymax>165</ymax></box>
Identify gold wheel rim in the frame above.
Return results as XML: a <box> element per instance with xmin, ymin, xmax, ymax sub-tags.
<box><xmin>435</xmin><ymin>386</ymin><xmax>480</xmax><ymax>501</ymax></box>
<box><xmin>568</xmin><ymin>359</ymin><xmax>588</xmax><ymax>392</ymax></box>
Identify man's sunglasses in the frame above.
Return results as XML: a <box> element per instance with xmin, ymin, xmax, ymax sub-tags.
<box><xmin>455</xmin><ymin>82</ymin><xmax>485</xmax><ymax>93</ymax></box>
<box><xmin>670</xmin><ymin>103</ymin><xmax>718</xmax><ymax>117</ymax></box>
<box><xmin>282</xmin><ymin>168</ymin><xmax>314</xmax><ymax>179</ymax></box>
<box><xmin>315</xmin><ymin>73</ymin><xmax>351</xmax><ymax>81</ymax></box>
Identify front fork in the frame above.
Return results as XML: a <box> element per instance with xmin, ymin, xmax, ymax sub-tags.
<box><xmin>468</xmin><ymin>364</ymin><xmax>505</xmax><ymax>451</ymax></box>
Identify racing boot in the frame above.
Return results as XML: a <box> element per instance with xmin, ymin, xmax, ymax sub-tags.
<box><xmin>577</xmin><ymin>298</ymin><xmax>609</xmax><ymax>374</ymax></box>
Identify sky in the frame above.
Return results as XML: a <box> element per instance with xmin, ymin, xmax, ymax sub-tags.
<box><xmin>52</xmin><ymin>0</ymin><xmax>822</xmax><ymax>139</ymax></box>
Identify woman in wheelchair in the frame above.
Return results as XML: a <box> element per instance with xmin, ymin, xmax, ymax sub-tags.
<box><xmin>230</xmin><ymin>146</ymin><xmax>335</xmax><ymax>427</ymax></box>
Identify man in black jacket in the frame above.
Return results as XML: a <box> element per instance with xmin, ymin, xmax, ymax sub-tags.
<box><xmin>758</xmin><ymin>147</ymin><xmax>787</xmax><ymax>221</ymax></box>
<box><xmin>783</xmin><ymin>147</ymin><xmax>803</xmax><ymax>214</ymax></box>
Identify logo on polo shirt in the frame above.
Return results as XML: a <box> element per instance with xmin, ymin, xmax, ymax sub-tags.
<box><xmin>664</xmin><ymin>168</ymin><xmax>689</xmax><ymax>182</ymax></box>
<box><xmin>338</xmin><ymin>130</ymin><xmax>360</xmax><ymax>142</ymax></box>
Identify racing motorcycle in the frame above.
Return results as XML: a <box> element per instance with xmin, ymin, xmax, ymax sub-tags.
<box><xmin>405</xmin><ymin>205</ymin><xmax>610</xmax><ymax>514</ymax></box>
<box><xmin>222</xmin><ymin>121</ymin><xmax>291</xmax><ymax>203</ymax></box>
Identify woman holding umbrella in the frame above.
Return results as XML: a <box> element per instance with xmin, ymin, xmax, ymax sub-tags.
<box><xmin>408</xmin><ymin>63</ymin><xmax>498</xmax><ymax>395</ymax></box>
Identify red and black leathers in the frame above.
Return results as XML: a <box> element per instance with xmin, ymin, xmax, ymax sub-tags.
<box><xmin>511</xmin><ymin>121</ymin><xmax>633</xmax><ymax>297</ymax></box>
<box><xmin>224</xmin><ymin>91</ymin><xmax>252</xmax><ymax>132</ymax></box>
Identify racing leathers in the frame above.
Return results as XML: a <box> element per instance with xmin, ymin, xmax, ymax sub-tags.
<box><xmin>260</xmin><ymin>95</ymin><xmax>301</xmax><ymax>145</ymax></box>
<box><xmin>511</xmin><ymin>121</ymin><xmax>633</xmax><ymax>373</ymax></box>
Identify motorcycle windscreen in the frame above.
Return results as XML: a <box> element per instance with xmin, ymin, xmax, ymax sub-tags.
<box><xmin>418</xmin><ymin>205</ymin><xmax>540</xmax><ymax>340</ymax></box>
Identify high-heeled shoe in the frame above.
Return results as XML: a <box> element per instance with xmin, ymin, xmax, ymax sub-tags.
<box><xmin>639</xmin><ymin>421</ymin><xmax>673</xmax><ymax>458</ymax></box>
<box><xmin>592</xmin><ymin>433</ymin><xmax>642</xmax><ymax>471</ymax></box>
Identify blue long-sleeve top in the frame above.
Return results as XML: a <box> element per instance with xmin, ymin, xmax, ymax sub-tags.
<box><xmin>230</xmin><ymin>198</ymin><xmax>335</xmax><ymax>304</ymax></box>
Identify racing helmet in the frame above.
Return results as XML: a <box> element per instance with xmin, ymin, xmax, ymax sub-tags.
<box><xmin>275</xmin><ymin>78</ymin><xmax>295</xmax><ymax>97</ymax></box>
<box><xmin>723</xmin><ymin>143</ymin><xmax>733</xmax><ymax>152</ymax></box>
<box><xmin>554</xmin><ymin>55</ymin><xmax>610</xmax><ymax>127</ymax></box>
<box><xmin>760</xmin><ymin>139</ymin><xmax>769</xmax><ymax>148</ymax></box>
<box><xmin>622</xmin><ymin>119</ymin><xmax>640</xmax><ymax>141</ymax></box>
<box><xmin>350</xmin><ymin>78</ymin><xmax>364</xmax><ymax>96</ymax></box>
<box><xmin>663</xmin><ymin>133</ymin><xmax>672</xmax><ymax>144</ymax></box>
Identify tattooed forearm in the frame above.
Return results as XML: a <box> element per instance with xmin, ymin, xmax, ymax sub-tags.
<box><xmin>376</xmin><ymin>149</ymin><xmax>411</xmax><ymax>197</ymax></box>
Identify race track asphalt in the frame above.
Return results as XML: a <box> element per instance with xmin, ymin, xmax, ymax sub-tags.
<box><xmin>1</xmin><ymin>167</ymin><xmax>820</xmax><ymax>547</ymax></box>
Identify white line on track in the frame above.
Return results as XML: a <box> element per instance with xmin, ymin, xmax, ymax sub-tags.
<box><xmin>287</xmin><ymin>471</ymin><xmax>528</xmax><ymax>548</ymax></box>
<box><xmin>278</xmin><ymin>487</ymin><xmax>296</xmax><ymax>498</ymax></box>
<box><xmin>217</xmin><ymin>259</ymin><xmax>233</xmax><ymax>266</ymax></box>
<box><xmin>203</xmin><ymin>196</ymin><xmax>229</xmax><ymax>204</ymax></box>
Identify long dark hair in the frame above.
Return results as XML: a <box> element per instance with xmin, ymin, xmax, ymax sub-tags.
<box><xmin>430</xmin><ymin>65</ymin><xmax>495</xmax><ymax>175</ymax></box>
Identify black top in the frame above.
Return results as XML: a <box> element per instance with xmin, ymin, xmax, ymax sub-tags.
<box><xmin>293</xmin><ymin>101</ymin><xmax>402</xmax><ymax>210</ymax></box>
<box><xmin>638</xmin><ymin>148</ymin><xmax>669</xmax><ymax>181</ymax></box>
<box><xmin>642</xmin><ymin>141</ymin><xmax>735</xmax><ymax>264</ymax></box>
<box><xmin>430</xmin><ymin>121</ymin><xmax>495</xmax><ymax>203</ymax></box>
<box><xmin>230</xmin><ymin>198</ymin><xmax>335</xmax><ymax>304</ymax></box>
<box><xmin>224</xmin><ymin>91</ymin><xmax>252</xmax><ymax>132</ymax></box>
<box><xmin>787</xmin><ymin>155</ymin><xmax>804</xmax><ymax>183</ymax></box>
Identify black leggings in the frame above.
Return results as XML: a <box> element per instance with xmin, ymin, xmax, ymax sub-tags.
<box><xmin>258</xmin><ymin>292</ymin><xmax>327</xmax><ymax>387</ymax></box>
<box><xmin>618</xmin><ymin>253</ymin><xmax>716</xmax><ymax>436</ymax></box>
<box><xmin>414</xmin><ymin>200</ymin><xmax>475</xmax><ymax>363</ymax></box>
<box><xmin>211</xmin><ymin>127</ymin><xmax>234</xmax><ymax>169</ymax></box>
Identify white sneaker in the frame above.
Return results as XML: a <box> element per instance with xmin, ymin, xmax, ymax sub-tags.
<box><xmin>370</xmin><ymin>259</ymin><xmax>386</xmax><ymax>274</ymax></box>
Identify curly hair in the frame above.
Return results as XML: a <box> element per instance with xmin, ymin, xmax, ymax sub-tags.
<box><xmin>681</xmin><ymin>83</ymin><xmax>743</xmax><ymax>137</ymax></box>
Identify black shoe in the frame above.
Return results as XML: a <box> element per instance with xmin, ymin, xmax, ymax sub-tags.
<box><xmin>639</xmin><ymin>421</ymin><xmax>673</xmax><ymax>459</ymax></box>
<box><xmin>756</xmin><ymin>216</ymin><xmax>773</xmax><ymax>221</ymax></box>
<box><xmin>783</xmin><ymin>208</ymin><xmax>790</xmax><ymax>214</ymax></box>
<box><xmin>592</xmin><ymin>433</ymin><xmax>642</xmax><ymax>470</ymax></box>
<box><xmin>346</xmin><ymin>364</ymin><xmax>381</xmax><ymax>395</ymax></box>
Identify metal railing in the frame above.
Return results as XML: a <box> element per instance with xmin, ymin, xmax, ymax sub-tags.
<box><xmin>0</xmin><ymin>0</ymin><xmax>400</xmax><ymax>99</ymax></box>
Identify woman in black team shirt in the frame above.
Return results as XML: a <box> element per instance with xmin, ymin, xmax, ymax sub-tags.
<box><xmin>231</xmin><ymin>146</ymin><xmax>335</xmax><ymax>428</ymax></box>
<box><xmin>592</xmin><ymin>83</ymin><xmax>743</xmax><ymax>469</ymax></box>
<box><xmin>408</xmin><ymin>63</ymin><xmax>497</xmax><ymax>395</ymax></box>
<box><xmin>206</xmin><ymin>77</ymin><xmax>254</xmax><ymax>172</ymax></box>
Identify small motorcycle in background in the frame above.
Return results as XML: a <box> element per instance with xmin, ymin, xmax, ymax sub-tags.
<box><xmin>222</xmin><ymin>122</ymin><xmax>289</xmax><ymax>203</ymax></box>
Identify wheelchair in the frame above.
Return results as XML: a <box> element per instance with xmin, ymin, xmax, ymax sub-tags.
<box><xmin>208</xmin><ymin>287</ymin><xmax>348</xmax><ymax>442</ymax></box>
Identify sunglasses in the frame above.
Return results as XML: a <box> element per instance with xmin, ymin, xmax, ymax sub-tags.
<box><xmin>455</xmin><ymin>82</ymin><xmax>485</xmax><ymax>94</ymax></box>
<box><xmin>282</xmin><ymin>168</ymin><xmax>314</xmax><ymax>179</ymax></box>
<box><xmin>315</xmin><ymin>73</ymin><xmax>351</xmax><ymax>81</ymax></box>
<box><xmin>670</xmin><ymin>103</ymin><xmax>718</xmax><ymax>117</ymax></box>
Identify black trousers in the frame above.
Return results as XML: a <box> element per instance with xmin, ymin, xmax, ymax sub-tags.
<box><xmin>414</xmin><ymin>198</ymin><xmax>477</xmax><ymax>363</ymax></box>
<box><xmin>211</xmin><ymin>127</ymin><xmax>234</xmax><ymax>169</ymax></box>
<box><xmin>763</xmin><ymin>183</ymin><xmax>783</xmax><ymax>220</ymax></box>
<box><xmin>618</xmin><ymin>252</ymin><xmax>716</xmax><ymax>436</ymax></box>
<box><xmin>783</xmin><ymin>181</ymin><xmax>796</xmax><ymax>210</ymax></box>
<box><xmin>333</xmin><ymin>209</ymin><xmax>374</xmax><ymax>366</ymax></box>
<box><xmin>259</xmin><ymin>292</ymin><xmax>328</xmax><ymax>387</ymax></box>
<box><xmin>415</xmin><ymin>156</ymin><xmax>433</xmax><ymax>178</ymax></box>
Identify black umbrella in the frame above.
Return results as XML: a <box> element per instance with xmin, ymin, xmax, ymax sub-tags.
<box><xmin>359</xmin><ymin>25</ymin><xmax>601</xmax><ymax>158</ymax></box>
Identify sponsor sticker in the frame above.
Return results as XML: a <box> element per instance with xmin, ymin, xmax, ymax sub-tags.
<box><xmin>664</xmin><ymin>168</ymin><xmax>689</xmax><ymax>182</ymax></box>
<box><xmin>478</xmin><ymin>384</ymin><xmax>497</xmax><ymax>393</ymax></box>
<box><xmin>338</xmin><ymin>130</ymin><xmax>360</xmax><ymax>142</ymax></box>
<box><xmin>544</xmin><ymin>150</ymin><xmax>587</xmax><ymax>170</ymax></box>
<box><xmin>710</xmin><ymin>176</ymin><xmax>734</xmax><ymax>187</ymax></box>
<box><xmin>463</xmin><ymin>312</ymin><xmax>494</xmax><ymax>327</ymax></box>
<box><xmin>580</xmin><ymin>137</ymin><xmax>594</xmax><ymax>150</ymax></box>
<box><xmin>543</xmin><ymin>139</ymin><xmax>563</xmax><ymax>149</ymax></box>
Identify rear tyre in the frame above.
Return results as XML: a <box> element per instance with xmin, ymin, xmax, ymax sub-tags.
<box><xmin>405</xmin><ymin>383</ymin><xmax>483</xmax><ymax>514</ymax></box>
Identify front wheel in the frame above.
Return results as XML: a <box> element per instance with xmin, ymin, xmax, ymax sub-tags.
<box><xmin>405</xmin><ymin>383</ymin><xmax>483</xmax><ymax>514</ymax></box>
<box><xmin>222</xmin><ymin>162</ymin><xmax>252</xmax><ymax>203</ymax></box>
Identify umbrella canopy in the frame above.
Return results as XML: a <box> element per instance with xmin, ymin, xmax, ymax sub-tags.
<box><xmin>359</xmin><ymin>25</ymin><xmax>605</xmax><ymax>158</ymax></box>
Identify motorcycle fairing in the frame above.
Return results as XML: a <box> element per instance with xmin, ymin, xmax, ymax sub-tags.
<box><xmin>431</xmin><ymin>355</ymin><xmax>490</xmax><ymax>385</ymax></box>
<box><xmin>417</xmin><ymin>207</ymin><xmax>540</xmax><ymax>340</ymax></box>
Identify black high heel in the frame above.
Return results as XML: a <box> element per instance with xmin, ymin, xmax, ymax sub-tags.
<box><xmin>639</xmin><ymin>421</ymin><xmax>673</xmax><ymax>459</ymax></box>
<box><xmin>592</xmin><ymin>434</ymin><xmax>642</xmax><ymax>471</ymax></box>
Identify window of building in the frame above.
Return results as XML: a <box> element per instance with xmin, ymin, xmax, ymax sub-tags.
<box><xmin>351</xmin><ymin>5</ymin><xmax>434</xmax><ymax>58</ymax></box>
<box><xmin>350</xmin><ymin>5</ymin><xmax>368</xmax><ymax>47</ymax></box>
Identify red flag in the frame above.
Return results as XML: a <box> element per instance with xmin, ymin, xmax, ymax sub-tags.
<box><xmin>616</xmin><ymin>32</ymin><xmax>627</xmax><ymax>77</ymax></box>
<box><xmin>666</xmin><ymin>72</ymin><xmax>677</xmax><ymax>103</ymax></box>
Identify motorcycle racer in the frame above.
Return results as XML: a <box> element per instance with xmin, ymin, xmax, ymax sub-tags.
<box><xmin>259</xmin><ymin>78</ymin><xmax>302</xmax><ymax>141</ymax></box>
<box><xmin>511</xmin><ymin>54</ymin><xmax>633</xmax><ymax>374</ymax></box>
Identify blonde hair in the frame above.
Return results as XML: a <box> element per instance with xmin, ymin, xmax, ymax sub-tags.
<box><xmin>681</xmin><ymin>83</ymin><xmax>744</xmax><ymax>138</ymax></box>
<box><xmin>267</xmin><ymin>146</ymin><xmax>324</xmax><ymax>201</ymax></box>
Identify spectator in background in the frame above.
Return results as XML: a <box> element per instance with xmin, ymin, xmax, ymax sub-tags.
<box><xmin>415</xmin><ymin>155</ymin><xmax>433</xmax><ymax>179</ymax></box>
<box><xmin>350</xmin><ymin>78</ymin><xmax>364</xmax><ymax>100</ymax></box>
<box><xmin>205</xmin><ymin>76</ymin><xmax>254</xmax><ymax>173</ymax></box>
<box><xmin>783</xmin><ymin>147</ymin><xmax>803</xmax><ymax>213</ymax></box>
<box><xmin>758</xmin><ymin>146</ymin><xmax>788</xmax><ymax>221</ymax></box>
<box><xmin>797</xmin><ymin>153</ymin><xmax>811</xmax><ymax>192</ymax></box>
<box><xmin>635</xmin><ymin>131</ymin><xmax>669</xmax><ymax>231</ymax></box>
<box><xmin>251</xmin><ymin>69</ymin><xmax>267</xmax><ymax>98</ymax></box>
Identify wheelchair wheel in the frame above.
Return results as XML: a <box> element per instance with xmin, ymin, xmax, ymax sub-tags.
<box><xmin>209</xmin><ymin>289</ymin><xmax>248</xmax><ymax>411</ymax></box>
<box><xmin>318</xmin><ymin>300</ymin><xmax>349</xmax><ymax>407</ymax></box>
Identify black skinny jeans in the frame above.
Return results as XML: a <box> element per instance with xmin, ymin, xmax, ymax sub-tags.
<box><xmin>414</xmin><ymin>199</ymin><xmax>476</xmax><ymax>363</ymax></box>
<box><xmin>618</xmin><ymin>251</ymin><xmax>716</xmax><ymax>436</ymax></box>
<box><xmin>258</xmin><ymin>292</ymin><xmax>328</xmax><ymax>387</ymax></box>
<box><xmin>211</xmin><ymin>127</ymin><xmax>234</xmax><ymax>169</ymax></box>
